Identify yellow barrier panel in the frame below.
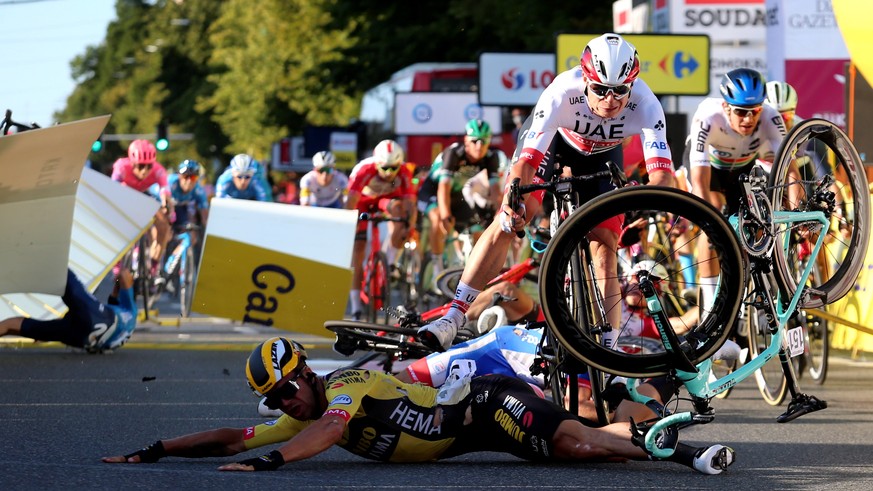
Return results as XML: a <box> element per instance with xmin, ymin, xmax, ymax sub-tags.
<box><xmin>192</xmin><ymin>199</ymin><xmax>357</xmax><ymax>338</ymax></box>
<box><xmin>834</xmin><ymin>0</ymin><xmax>873</xmax><ymax>86</ymax></box>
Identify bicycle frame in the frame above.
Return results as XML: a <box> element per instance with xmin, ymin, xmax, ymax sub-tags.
<box><xmin>630</xmin><ymin>180</ymin><xmax>831</xmax><ymax>458</ymax></box>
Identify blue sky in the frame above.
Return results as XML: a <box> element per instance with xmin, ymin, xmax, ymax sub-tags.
<box><xmin>0</xmin><ymin>0</ymin><xmax>116</xmax><ymax>127</ymax></box>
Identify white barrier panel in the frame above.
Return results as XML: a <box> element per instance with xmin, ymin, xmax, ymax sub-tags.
<box><xmin>193</xmin><ymin>200</ymin><xmax>357</xmax><ymax>337</ymax></box>
<box><xmin>0</xmin><ymin>115</ymin><xmax>110</xmax><ymax>295</ymax></box>
<box><xmin>0</xmin><ymin>166</ymin><xmax>160</xmax><ymax>321</ymax></box>
<box><xmin>394</xmin><ymin>93</ymin><xmax>502</xmax><ymax>135</ymax></box>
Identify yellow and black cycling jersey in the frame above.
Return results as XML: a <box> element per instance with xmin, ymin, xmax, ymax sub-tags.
<box><xmin>241</xmin><ymin>369</ymin><xmax>465</xmax><ymax>462</ymax></box>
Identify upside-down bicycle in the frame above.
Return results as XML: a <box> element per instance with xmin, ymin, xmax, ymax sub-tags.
<box><xmin>535</xmin><ymin>119</ymin><xmax>868</xmax><ymax>458</ymax></box>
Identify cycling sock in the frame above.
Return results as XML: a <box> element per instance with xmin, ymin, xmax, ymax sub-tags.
<box><xmin>448</xmin><ymin>282</ymin><xmax>480</xmax><ymax>320</ymax></box>
<box><xmin>430</xmin><ymin>253</ymin><xmax>444</xmax><ymax>277</ymax></box>
<box><xmin>385</xmin><ymin>243</ymin><xmax>398</xmax><ymax>266</ymax></box>
<box><xmin>699</xmin><ymin>276</ymin><xmax>718</xmax><ymax>312</ymax></box>
<box><xmin>349</xmin><ymin>289</ymin><xmax>362</xmax><ymax>315</ymax></box>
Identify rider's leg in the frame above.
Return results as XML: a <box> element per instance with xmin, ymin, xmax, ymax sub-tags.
<box><xmin>152</xmin><ymin>211</ymin><xmax>172</xmax><ymax>264</ymax></box>
<box><xmin>587</xmin><ymin>226</ymin><xmax>621</xmax><ymax>349</ymax></box>
<box><xmin>418</xmin><ymin>197</ymin><xmax>541</xmax><ymax>350</ymax></box>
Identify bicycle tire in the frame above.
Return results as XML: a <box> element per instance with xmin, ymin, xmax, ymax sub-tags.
<box><xmin>769</xmin><ymin>118</ymin><xmax>870</xmax><ymax>309</ymax></box>
<box><xmin>802</xmin><ymin>308</ymin><xmax>829</xmax><ymax>384</ymax></box>
<box><xmin>394</xmin><ymin>247</ymin><xmax>422</xmax><ymax>312</ymax></box>
<box><xmin>746</xmin><ymin>301</ymin><xmax>787</xmax><ymax>405</ymax></box>
<box><xmin>363</xmin><ymin>252</ymin><xmax>390</xmax><ymax>324</ymax></box>
<box><xmin>540</xmin><ymin>187</ymin><xmax>745</xmax><ymax>378</ymax></box>
<box><xmin>180</xmin><ymin>245</ymin><xmax>196</xmax><ymax>318</ymax></box>
<box><xmin>434</xmin><ymin>266</ymin><xmax>464</xmax><ymax>300</ymax></box>
<box><xmin>136</xmin><ymin>235</ymin><xmax>153</xmax><ymax>319</ymax></box>
<box><xmin>325</xmin><ymin>320</ymin><xmax>433</xmax><ymax>360</ymax></box>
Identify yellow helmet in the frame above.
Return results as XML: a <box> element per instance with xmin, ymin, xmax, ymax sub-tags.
<box><xmin>245</xmin><ymin>337</ymin><xmax>307</xmax><ymax>396</ymax></box>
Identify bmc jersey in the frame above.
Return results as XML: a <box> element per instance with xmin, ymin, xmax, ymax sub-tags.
<box><xmin>348</xmin><ymin>158</ymin><xmax>416</xmax><ymax>201</ymax></box>
<box><xmin>241</xmin><ymin>369</ymin><xmax>462</xmax><ymax>462</ymax></box>
<box><xmin>518</xmin><ymin>67</ymin><xmax>672</xmax><ymax>175</ymax></box>
<box><xmin>687</xmin><ymin>97</ymin><xmax>786</xmax><ymax>169</ymax></box>
<box><xmin>299</xmin><ymin>169</ymin><xmax>349</xmax><ymax>207</ymax></box>
<box><xmin>405</xmin><ymin>325</ymin><xmax>543</xmax><ymax>388</ymax></box>
<box><xmin>111</xmin><ymin>158</ymin><xmax>169</xmax><ymax>193</ymax></box>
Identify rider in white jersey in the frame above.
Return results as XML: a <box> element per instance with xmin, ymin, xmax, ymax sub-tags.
<box><xmin>299</xmin><ymin>151</ymin><xmax>349</xmax><ymax>208</ymax></box>
<box><xmin>419</xmin><ymin>33</ymin><xmax>675</xmax><ymax>351</ymax></box>
<box><xmin>686</xmin><ymin>68</ymin><xmax>787</xmax><ymax>312</ymax></box>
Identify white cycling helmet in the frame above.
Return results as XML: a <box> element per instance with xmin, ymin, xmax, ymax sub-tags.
<box><xmin>626</xmin><ymin>259</ymin><xmax>669</xmax><ymax>283</ymax></box>
<box><xmin>230</xmin><ymin>153</ymin><xmax>255</xmax><ymax>175</ymax></box>
<box><xmin>313</xmin><ymin>150</ymin><xmax>336</xmax><ymax>169</ymax></box>
<box><xmin>580</xmin><ymin>33</ymin><xmax>640</xmax><ymax>86</ymax></box>
<box><xmin>476</xmin><ymin>305</ymin><xmax>508</xmax><ymax>335</ymax></box>
<box><xmin>765</xmin><ymin>81</ymin><xmax>798</xmax><ymax>112</ymax></box>
<box><xmin>373</xmin><ymin>139</ymin><xmax>405</xmax><ymax>178</ymax></box>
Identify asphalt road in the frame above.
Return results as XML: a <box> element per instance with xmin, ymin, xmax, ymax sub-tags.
<box><xmin>2</xmin><ymin>302</ymin><xmax>873</xmax><ymax>490</ymax></box>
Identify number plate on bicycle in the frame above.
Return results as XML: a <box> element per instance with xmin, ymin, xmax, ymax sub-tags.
<box><xmin>786</xmin><ymin>326</ymin><xmax>805</xmax><ymax>358</ymax></box>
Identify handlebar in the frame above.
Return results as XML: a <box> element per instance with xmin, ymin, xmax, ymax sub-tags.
<box><xmin>1</xmin><ymin>109</ymin><xmax>41</xmax><ymax>136</ymax></box>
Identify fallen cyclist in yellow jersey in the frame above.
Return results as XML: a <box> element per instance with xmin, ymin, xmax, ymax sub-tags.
<box><xmin>103</xmin><ymin>337</ymin><xmax>734</xmax><ymax>474</ymax></box>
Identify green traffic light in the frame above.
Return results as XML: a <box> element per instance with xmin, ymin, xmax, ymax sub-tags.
<box><xmin>91</xmin><ymin>140</ymin><xmax>103</xmax><ymax>152</ymax></box>
<box><xmin>156</xmin><ymin>138</ymin><xmax>170</xmax><ymax>151</ymax></box>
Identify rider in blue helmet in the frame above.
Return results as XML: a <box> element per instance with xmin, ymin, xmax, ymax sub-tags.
<box><xmin>719</xmin><ymin>68</ymin><xmax>766</xmax><ymax>108</ymax></box>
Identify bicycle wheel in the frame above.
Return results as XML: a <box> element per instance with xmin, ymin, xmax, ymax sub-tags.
<box><xmin>363</xmin><ymin>252</ymin><xmax>390</xmax><ymax>324</ymax></box>
<box><xmin>801</xmin><ymin>308</ymin><xmax>829</xmax><ymax>384</ymax></box>
<box><xmin>394</xmin><ymin>247</ymin><xmax>422</xmax><ymax>312</ymax></box>
<box><xmin>325</xmin><ymin>320</ymin><xmax>433</xmax><ymax>360</ymax></box>
<box><xmin>135</xmin><ymin>236</ymin><xmax>153</xmax><ymax>318</ymax></box>
<box><xmin>540</xmin><ymin>187</ymin><xmax>745</xmax><ymax>378</ymax></box>
<box><xmin>769</xmin><ymin>118</ymin><xmax>870</xmax><ymax>309</ymax></box>
<box><xmin>434</xmin><ymin>266</ymin><xmax>464</xmax><ymax>299</ymax></box>
<box><xmin>179</xmin><ymin>245</ymin><xmax>196</xmax><ymax>318</ymax></box>
<box><xmin>746</xmin><ymin>300</ymin><xmax>788</xmax><ymax>405</ymax></box>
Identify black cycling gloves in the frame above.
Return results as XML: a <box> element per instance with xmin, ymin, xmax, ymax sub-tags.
<box><xmin>236</xmin><ymin>450</ymin><xmax>285</xmax><ymax>471</ymax></box>
<box><xmin>124</xmin><ymin>440</ymin><xmax>166</xmax><ymax>463</ymax></box>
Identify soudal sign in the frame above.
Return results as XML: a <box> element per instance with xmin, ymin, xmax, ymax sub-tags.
<box><xmin>671</xmin><ymin>0</ymin><xmax>766</xmax><ymax>43</ymax></box>
<box><xmin>479</xmin><ymin>52</ymin><xmax>556</xmax><ymax>106</ymax></box>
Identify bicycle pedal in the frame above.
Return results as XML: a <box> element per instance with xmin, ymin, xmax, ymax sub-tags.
<box><xmin>776</xmin><ymin>394</ymin><xmax>828</xmax><ymax>423</ymax></box>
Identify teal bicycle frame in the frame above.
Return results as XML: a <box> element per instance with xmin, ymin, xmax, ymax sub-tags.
<box><xmin>628</xmin><ymin>185</ymin><xmax>831</xmax><ymax>459</ymax></box>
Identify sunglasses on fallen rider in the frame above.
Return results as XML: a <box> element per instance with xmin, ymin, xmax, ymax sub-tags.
<box><xmin>728</xmin><ymin>104</ymin><xmax>763</xmax><ymax>118</ymax></box>
<box><xmin>587</xmin><ymin>81</ymin><xmax>632</xmax><ymax>100</ymax></box>
<box><xmin>263</xmin><ymin>372</ymin><xmax>303</xmax><ymax>410</ymax></box>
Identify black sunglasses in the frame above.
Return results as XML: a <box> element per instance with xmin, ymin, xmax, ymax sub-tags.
<box><xmin>263</xmin><ymin>372</ymin><xmax>302</xmax><ymax>410</ymax></box>
<box><xmin>316</xmin><ymin>167</ymin><xmax>333</xmax><ymax>174</ymax></box>
<box><xmin>134</xmin><ymin>163</ymin><xmax>153</xmax><ymax>170</ymax></box>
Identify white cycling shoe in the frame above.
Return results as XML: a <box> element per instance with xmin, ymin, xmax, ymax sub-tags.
<box><xmin>417</xmin><ymin>316</ymin><xmax>461</xmax><ymax>351</ymax></box>
<box><xmin>693</xmin><ymin>444</ymin><xmax>735</xmax><ymax>475</ymax></box>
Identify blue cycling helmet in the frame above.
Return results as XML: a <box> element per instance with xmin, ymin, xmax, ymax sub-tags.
<box><xmin>178</xmin><ymin>159</ymin><xmax>201</xmax><ymax>176</ymax></box>
<box><xmin>719</xmin><ymin>68</ymin><xmax>766</xmax><ymax>107</ymax></box>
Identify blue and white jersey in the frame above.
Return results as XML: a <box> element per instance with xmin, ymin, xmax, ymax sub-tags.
<box><xmin>404</xmin><ymin>325</ymin><xmax>543</xmax><ymax>388</ymax></box>
<box><xmin>215</xmin><ymin>168</ymin><xmax>269</xmax><ymax>201</ymax></box>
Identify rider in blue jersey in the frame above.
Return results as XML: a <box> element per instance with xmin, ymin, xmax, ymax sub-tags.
<box><xmin>168</xmin><ymin>159</ymin><xmax>210</xmax><ymax>231</ymax></box>
<box><xmin>0</xmin><ymin>268</ymin><xmax>138</xmax><ymax>352</ymax></box>
<box><xmin>215</xmin><ymin>154</ymin><xmax>270</xmax><ymax>201</ymax></box>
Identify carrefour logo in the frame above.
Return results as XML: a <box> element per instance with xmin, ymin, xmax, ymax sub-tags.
<box><xmin>501</xmin><ymin>68</ymin><xmax>525</xmax><ymax>90</ymax></box>
<box><xmin>659</xmin><ymin>51</ymin><xmax>699</xmax><ymax>79</ymax></box>
<box><xmin>464</xmin><ymin>104</ymin><xmax>484</xmax><ymax>121</ymax></box>
<box><xmin>412</xmin><ymin>103</ymin><xmax>433</xmax><ymax>123</ymax></box>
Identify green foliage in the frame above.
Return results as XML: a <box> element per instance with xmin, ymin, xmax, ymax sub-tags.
<box><xmin>58</xmin><ymin>0</ymin><xmax>610</xmax><ymax>173</ymax></box>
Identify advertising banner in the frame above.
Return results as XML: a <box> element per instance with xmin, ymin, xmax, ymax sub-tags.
<box><xmin>394</xmin><ymin>93</ymin><xmax>502</xmax><ymax>135</ymax></box>
<box><xmin>478</xmin><ymin>52</ymin><xmax>556</xmax><ymax>106</ymax></box>
<box><xmin>556</xmin><ymin>33</ymin><xmax>710</xmax><ymax>95</ymax></box>
<box><xmin>0</xmin><ymin>167</ymin><xmax>160</xmax><ymax>321</ymax></box>
<box><xmin>193</xmin><ymin>199</ymin><xmax>357</xmax><ymax>337</ymax></box>
<box><xmin>330</xmin><ymin>131</ymin><xmax>358</xmax><ymax>170</ymax></box>
<box><xmin>0</xmin><ymin>115</ymin><xmax>110</xmax><ymax>295</ymax></box>
<box><xmin>670</xmin><ymin>0</ymin><xmax>766</xmax><ymax>43</ymax></box>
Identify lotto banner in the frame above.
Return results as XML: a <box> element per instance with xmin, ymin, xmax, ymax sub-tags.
<box><xmin>193</xmin><ymin>199</ymin><xmax>356</xmax><ymax>337</ymax></box>
<box><xmin>0</xmin><ymin>115</ymin><xmax>110</xmax><ymax>295</ymax></box>
<box><xmin>555</xmin><ymin>33</ymin><xmax>710</xmax><ymax>96</ymax></box>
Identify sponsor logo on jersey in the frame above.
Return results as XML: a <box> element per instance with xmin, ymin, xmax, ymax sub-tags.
<box><xmin>494</xmin><ymin>408</ymin><xmax>526</xmax><ymax>443</ymax></box>
<box><xmin>330</xmin><ymin>395</ymin><xmax>353</xmax><ymax>406</ymax></box>
<box><xmin>243</xmin><ymin>426</ymin><xmax>256</xmax><ymax>440</ymax></box>
<box><xmin>352</xmin><ymin>426</ymin><xmax>398</xmax><ymax>460</ymax></box>
<box><xmin>325</xmin><ymin>408</ymin><xmax>351</xmax><ymax>421</ymax></box>
<box><xmin>389</xmin><ymin>401</ymin><xmax>442</xmax><ymax>436</ymax></box>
